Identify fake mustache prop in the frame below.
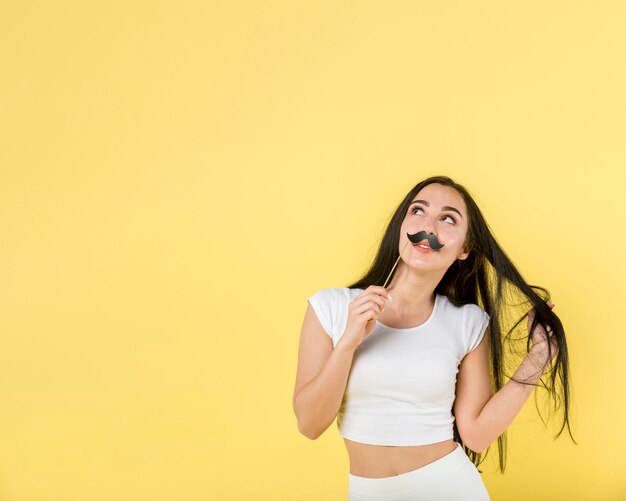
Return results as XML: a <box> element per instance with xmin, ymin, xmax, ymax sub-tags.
<box><xmin>382</xmin><ymin>230</ymin><xmax>446</xmax><ymax>288</ymax></box>
<box><xmin>407</xmin><ymin>230</ymin><xmax>445</xmax><ymax>250</ymax></box>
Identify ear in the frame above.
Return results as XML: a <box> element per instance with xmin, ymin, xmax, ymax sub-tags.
<box><xmin>457</xmin><ymin>245</ymin><xmax>471</xmax><ymax>261</ymax></box>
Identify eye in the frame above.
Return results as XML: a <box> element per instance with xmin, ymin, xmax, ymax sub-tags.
<box><xmin>411</xmin><ymin>206</ymin><xmax>457</xmax><ymax>224</ymax></box>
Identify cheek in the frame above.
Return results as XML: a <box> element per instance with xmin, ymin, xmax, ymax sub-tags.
<box><xmin>445</xmin><ymin>233</ymin><xmax>462</xmax><ymax>244</ymax></box>
<box><xmin>442</xmin><ymin>229</ymin><xmax>467</xmax><ymax>249</ymax></box>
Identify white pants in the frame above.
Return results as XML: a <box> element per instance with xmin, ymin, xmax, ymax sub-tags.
<box><xmin>347</xmin><ymin>442</ymin><xmax>490</xmax><ymax>500</ymax></box>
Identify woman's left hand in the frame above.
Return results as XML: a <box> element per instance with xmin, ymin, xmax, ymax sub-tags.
<box><xmin>528</xmin><ymin>301</ymin><xmax>558</xmax><ymax>362</ymax></box>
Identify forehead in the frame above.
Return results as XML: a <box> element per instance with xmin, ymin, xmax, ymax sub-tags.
<box><xmin>412</xmin><ymin>183</ymin><xmax>467</xmax><ymax>214</ymax></box>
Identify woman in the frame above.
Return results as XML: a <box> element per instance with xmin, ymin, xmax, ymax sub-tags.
<box><xmin>292</xmin><ymin>175</ymin><xmax>575</xmax><ymax>500</ymax></box>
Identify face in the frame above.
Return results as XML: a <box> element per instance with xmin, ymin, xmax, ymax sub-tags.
<box><xmin>399</xmin><ymin>183</ymin><xmax>470</xmax><ymax>271</ymax></box>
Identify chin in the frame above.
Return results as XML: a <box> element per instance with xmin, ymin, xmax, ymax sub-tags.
<box><xmin>405</xmin><ymin>257</ymin><xmax>452</xmax><ymax>272</ymax></box>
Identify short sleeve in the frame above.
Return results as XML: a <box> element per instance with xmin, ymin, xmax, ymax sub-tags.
<box><xmin>307</xmin><ymin>288</ymin><xmax>338</xmax><ymax>341</ymax></box>
<box><xmin>467</xmin><ymin>308</ymin><xmax>490</xmax><ymax>354</ymax></box>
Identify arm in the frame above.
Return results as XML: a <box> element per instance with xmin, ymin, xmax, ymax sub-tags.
<box><xmin>453</xmin><ymin>303</ymin><xmax>557</xmax><ymax>453</ymax></box>
<box><xmin>292</xmin><ymin>303</ymin><xmax>356</xmax><ymax>440</ymax></box>
<box><xmin>469</xmin><ymin>346</ymin><xmax>553</xmax><ymax>453</ymax></box>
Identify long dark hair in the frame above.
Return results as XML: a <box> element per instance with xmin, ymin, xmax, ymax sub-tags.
<box><xmin>346</xmin><ymin>175</ymin><xmax>576</xmax><ymax>474</ymax></box>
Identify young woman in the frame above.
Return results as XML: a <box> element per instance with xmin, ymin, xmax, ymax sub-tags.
<box><xmin>293</xmin><ymin>175</ymin><xmax>575</xmax><ymax>500</ymax></box>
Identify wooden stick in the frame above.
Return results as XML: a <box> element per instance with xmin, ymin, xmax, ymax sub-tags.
<box><xmin>382</xmin><ymin>239</ymin><xmax>410</xmax><ymax>289</ymax></box>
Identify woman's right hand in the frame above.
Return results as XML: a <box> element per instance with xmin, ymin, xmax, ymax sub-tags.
<box><xmin>340</xmin><ymin>285</ymin><xmax>391</xmax><ymax>350</ymax></box>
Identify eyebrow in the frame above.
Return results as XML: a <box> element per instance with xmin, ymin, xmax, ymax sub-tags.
<box><xmin>410</xmin><ymin>199</ymin><xmax>463</xmax><ymax>219</ymax></box>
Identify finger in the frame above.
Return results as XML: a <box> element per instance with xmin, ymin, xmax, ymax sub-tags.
<box><xmin>371</xmin><ymin>285</ymin><xmax>391</xmax><ymax>300</ymax></box>
<box><xmin>352</xmin><ymin>300</ymin><xmax>383</xmax><ymax>316</ymax></box>
<box><xmin>369</xmin><ymin>293</ymin><xmax>388</xmax><ymax>308</ymax></box>
<box><xmin>356</xmin><ymin>292</ymin><xmax>387</xmax><ymax>308</ymax></box>
<box><xmin>379</xmin><ymin>287</ymin><xmax>392</xmax><ymax>301</ymax></box>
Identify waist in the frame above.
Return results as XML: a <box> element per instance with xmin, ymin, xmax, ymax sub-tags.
<box><xmin>344</xmin><ymin>438</ymin><xmax>458</xmax><ymax>478</ymax></box>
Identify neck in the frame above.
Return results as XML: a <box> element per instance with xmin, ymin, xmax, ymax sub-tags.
<box><xmin>386</xmin><ymin>263</ymin><xmax>445</xmax><ymax>313</ymax></box>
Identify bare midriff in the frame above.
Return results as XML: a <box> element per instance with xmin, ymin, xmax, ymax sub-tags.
<box><xmin>344</xmin><ymin>438</ymin><xmax>458</xmax><ymax>478</ymax></box>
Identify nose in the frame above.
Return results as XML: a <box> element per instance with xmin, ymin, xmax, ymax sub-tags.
<box><xmin>421</xmin><ymin>217</ymin><xmax>436</xmax><ymax>234</ymax></box>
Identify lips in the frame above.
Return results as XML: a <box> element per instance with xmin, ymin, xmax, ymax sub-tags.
<box><xmin>413</xmin><ymin>242</ymin><xmax>438</xmax><ymax>251</ymax></box>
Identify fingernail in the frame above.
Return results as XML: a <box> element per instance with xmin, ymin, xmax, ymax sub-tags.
<box><xmin>387</xmin><ymin>294</ymin><xmax>392</xmax><ymax>301</ymax></box>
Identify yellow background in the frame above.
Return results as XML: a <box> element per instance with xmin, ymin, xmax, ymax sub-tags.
<box><xmin>0</xmin><ymin>1</ymin><xmax>624</xmax><ymax>500</ymax></box>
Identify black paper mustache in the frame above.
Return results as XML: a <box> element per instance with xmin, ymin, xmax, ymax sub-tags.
<box><xmin>406</xmin><ymin>230</ymin><xmax>445</xmax><ymax>250</ymax></box>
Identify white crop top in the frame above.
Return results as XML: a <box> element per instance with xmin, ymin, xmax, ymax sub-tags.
<box><xmin>307</xmin><ymin>287</ymin><xmax>490</xmax><ymax>446</ymax></box>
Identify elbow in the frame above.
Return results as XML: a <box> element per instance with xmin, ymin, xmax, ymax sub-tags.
<box><xmin>297</xmin><ymin>419</ymin><xmax>322</xmax><ymax>440</ymax></box>
<box><xmin>294</xmin><ymin>407</ymin><xmax>321</xmax><ymax>440</ymax></box>
<box><xmin>293</xmin><ymin>399</ymin><xmax>326</xmax><ymax>440</ymax></box>
<box><xmin>459</xmin><ymin>431</ymin><xmax>489</xmax><ymax>454</ymax></box>
<box><xmin>295</xmin><ymin>408</ymin><xmax>328</xmax><ymax>440</ymax></box>
<box><xmin>293</xmin><ymin>396</ymin><xmax>332</xmax><ymax>440</ymax></box>
<box><xmin>457</xmin><ymin>419</ymin><xmax>491</xmax><ymax>454</ymax></box>
<box><xmin>464</xmin><ymin>437</ymin><xmax>489</xmax><ymax>454</ymax></box>
<box><xmin>468</xmin><ymin>443</ymin><xmax>488</xmax><ymax>454</ymax></box>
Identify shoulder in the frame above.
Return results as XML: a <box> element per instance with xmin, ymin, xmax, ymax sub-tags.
<box><xmin>307</xmin><ymin>287</ymin><xmax>363</xmax><ymax>310</ymax></box>
<box><xmin>439</xmin><ymin>294</ymin><xmax>489</xmax><ymax>322</ymax></box>
<box><xmin>436</xmin><ymin>295</ymin><xmax>490</xmax><ymax>351</ymax></box>
<box><xmin>459</xmin><ymin>303</ymin><xmax>490</xmax><ymax>354</ymax></box>
<box><xmin>463</xmin><ymin>302</ymin><xmax>490</xmax><ymax>320</ymax></box>
<box><xmin>307</xmin><ymin>287</ymin><xmax>363</xmax><ymax>346</ymax></box>
<box><xmin>307</xmin><ymin>287</ymin><xmax>338</xmax><ymax>304</ymax></box>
